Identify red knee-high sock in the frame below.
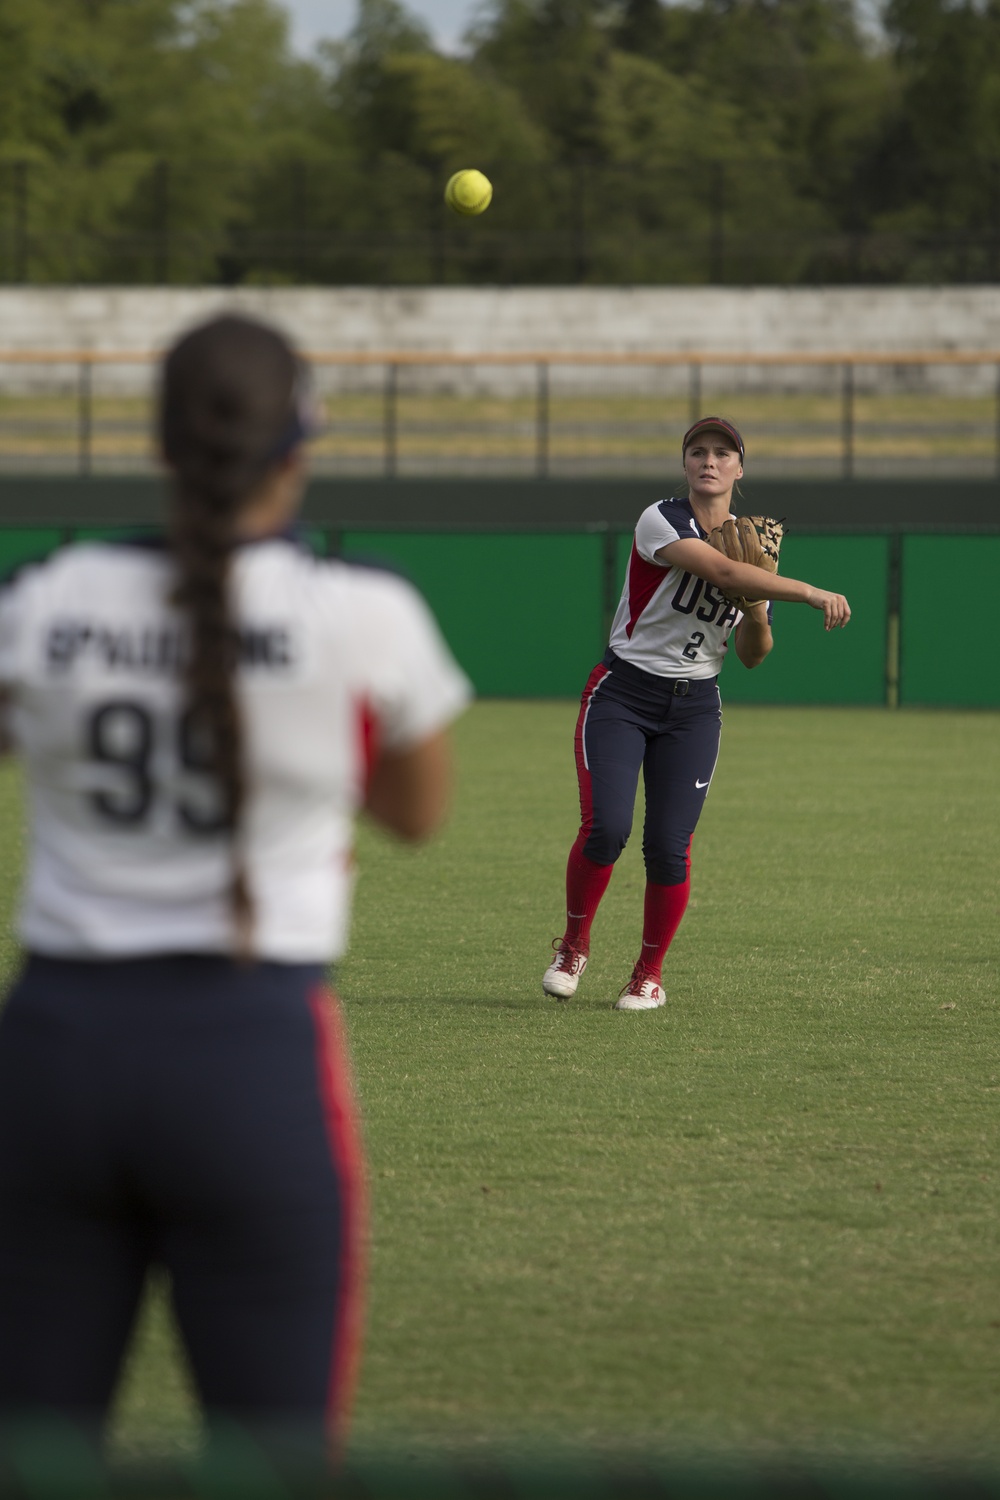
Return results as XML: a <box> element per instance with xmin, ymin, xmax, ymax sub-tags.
<box><xmin>638</xmin><ymin>878</ymin><xmax>690</xmax><ymax>982</ymax></box>
<box><xmin>563</xmin><ymin>834</ymin><xmax>614</xmax><ymax>952</ymax></box>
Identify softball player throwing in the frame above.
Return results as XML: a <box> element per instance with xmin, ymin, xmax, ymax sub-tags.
<box><xmin>543</xmin><ymin>416</ymin><xmax>850</xmax><ymax>1011</ymax></box>
<box><xmin>0</xmin><ymin>315</ymin><xmax>470</xmax><ymax>1457</ymax></box>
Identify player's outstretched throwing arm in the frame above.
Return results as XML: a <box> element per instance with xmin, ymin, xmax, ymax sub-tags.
<box><xmin>657</xmin><ymin>537</ymin><xmax>852</xmax><ymax>632</ymax></box>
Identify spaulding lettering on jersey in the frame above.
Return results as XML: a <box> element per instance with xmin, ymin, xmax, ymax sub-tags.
<box><xmin>46</xmin><ymin>621</ymin><xmax>295</xmax><ymax>674</ymax></box>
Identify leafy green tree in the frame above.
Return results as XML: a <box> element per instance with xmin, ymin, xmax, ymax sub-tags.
<box><xmin>861</xmin><ymin>1</ymin><xmax>1000</xmax><ymax>277</ymax></box>
<box><xmin>357</xmin><ymin>53</ymin><xmax>548</xmax><ymax>162</ymax></box>
<box><xmin>603</xmin><ymin>0</ymin><xmax>898</xmax><ymax>274</ymax></box>
<box><xmin>588</xmin><ymin>48</ymin><xmax>826</xmax><ymax>280</ymax></box>
<box><xmin>0</xmin><ymin>0</ymin><xmax>323</xmax><ymax>280</ymax></box>
<box><xmin>320</xmin><ymin>0</ymin><xmax>435</xmax><ymax>146</ymax></box>
<box><xmin>0</xmin><ymin>0</ymin><xmax>310</xmax><ymax>156</ymax></box>
<box><xmin>594</xmin><ymin>48</ymin><xmax>747</xmax><ymax>163</ymax></box>
<box><xmin>884</xmin><ymin>0</ymin><xmax>1000</xmax><ymax>161</ymax></box>
<box><xmin>1</xmin><ymin>0</ymin><xmax>996</xmax><ymax>285</ymax></box>
<box><xmin>0</xmin><ymin>0</ymin><xmax>65</xmax><ymax>148</ymax></box>
<box><xmin>622</xmin><ymin>0</ymin><xmax>888</xmax><ymax>167</ymax></box>
<box><xmin>471</xmin><ymin>0</ymin><xmax>611</xmax><ymax>156</ymax></box>
<box><xmin>613</xmin><ymin>0</ymin><xmax>670</xmax><ymax>58</ymax></box>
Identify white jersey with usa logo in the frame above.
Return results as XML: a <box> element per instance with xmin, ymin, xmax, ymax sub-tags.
<box><xmin>0</xmin><ymin>536</ymin><xmax>471</xmax><ymax>963</ymax></box>
<box><xmin>607</xmin><ymin>498</ymin><xmax>743</xmax><ymax>679</ymax></box>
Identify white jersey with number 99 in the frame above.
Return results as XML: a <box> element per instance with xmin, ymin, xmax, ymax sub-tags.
<box><xmin>0</xmin><ymin>537</ymin><xmax>471</xmax><ymax>963</ymax></box>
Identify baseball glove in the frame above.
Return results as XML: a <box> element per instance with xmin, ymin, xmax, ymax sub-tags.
<box><xmin>706</xmin><ymin>515</ymin><xmax>784</xmax><ymax>610</ymax></box>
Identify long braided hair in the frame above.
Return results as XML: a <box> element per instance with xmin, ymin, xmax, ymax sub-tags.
<box><xmin>159</xmin><ymin>314</ymin><xmax>302</xmax><ymax>952</ymax></box>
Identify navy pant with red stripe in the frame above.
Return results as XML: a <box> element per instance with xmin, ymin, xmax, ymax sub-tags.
<box><xmin>0</xmin><ymin>954</ymin><xmax>364</xmax><ymax>1452</ymax></box>
<box><xmin>575</xmin><ymin>651</ymin><xmax>722</xmax><ymax>883</ymax></box>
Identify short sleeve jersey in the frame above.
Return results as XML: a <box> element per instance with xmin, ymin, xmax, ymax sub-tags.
<box><xmin>607</xmin><ymin>497</ymin><xmax>745</xmax><ymax>678</ymax></box>
<box><xmin>0</xmin><ymin>537</ymin><xmax>472</xmax><ymax>963</ymax></box>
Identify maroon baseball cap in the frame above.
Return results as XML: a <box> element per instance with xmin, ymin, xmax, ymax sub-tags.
<box><xmin>682</xmin><ymin>416</ymin><xmax>744</xmax><ymax>460</ymax></box>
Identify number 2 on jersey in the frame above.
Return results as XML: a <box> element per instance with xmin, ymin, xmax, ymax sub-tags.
<box><xmin>87</xmin><ymin>699</ymin><xmax>231</xmax><ymax>832</ymax></box>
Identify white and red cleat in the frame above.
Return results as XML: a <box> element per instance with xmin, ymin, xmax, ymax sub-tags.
<box><xmin>613</xmin><ymin>965</ymin><xmax>666</xmax><ymax>1011</ymax></box>
<box><xmin>542</xmin><ymin>939</ymin><xmax>588</xmax><ymax>1000</ymax></box>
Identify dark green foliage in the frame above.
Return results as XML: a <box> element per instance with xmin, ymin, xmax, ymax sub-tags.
<box><xmin>875</xmin><ymin>0</ymin><xmax>1000</xmax><ymax>269</ymax></box>
<box><xmin>0</xmin><ymin>0</ymin><xmax>999</xmax><ymax>284</ymax></box>
<box><xmin>472</xmin><ymin>0</ymin><xmax>612</xmax><ymax>157</ymax></box>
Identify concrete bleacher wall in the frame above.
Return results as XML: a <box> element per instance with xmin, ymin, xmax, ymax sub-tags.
<box><xmin>4</xmin><ymin>286</ymin><xmax>1000</xmax><ymax>396</ymax></box>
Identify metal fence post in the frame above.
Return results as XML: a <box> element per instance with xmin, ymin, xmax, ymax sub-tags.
<box><xmin>384</xmin><ymin>362</ymin><xmax>398</xmax><ymax>478</ymax></box>
<box><xmin>78</xmin><ymin>358</ymin><xmax>92</xmax><ymax>477</ymax></box>
<box><xmin>536</xmin><ymin>361</ymin><xmax>550</xmax><ymax>478</ymax></box>
<box><xmin>841</xmin><ymin>361</ymin><xmax>855</xmax><ymax>479</ymax></box>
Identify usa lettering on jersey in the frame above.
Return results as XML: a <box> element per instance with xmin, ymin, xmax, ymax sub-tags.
<box><xmin>607</xmin><ymin>498</ymin><xmax>742</xmax><ymax>678</ymax></box>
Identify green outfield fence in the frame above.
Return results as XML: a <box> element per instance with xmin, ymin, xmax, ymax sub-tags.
<box><xmin>321</xmin><ymin>529</ymin><xmax>999</xmax><ymax>708</ymax></box>
<box><xmin>0</xmin><ymin>477</ymin><xmax>995</xmax><ymax>708</ymax></box>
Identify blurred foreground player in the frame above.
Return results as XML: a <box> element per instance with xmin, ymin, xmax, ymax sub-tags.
<box><xmin>543</xmin><ymin>416</ymin><xmax>850</xmax><ymax>1011</ymax></box>
<box><xmin>0</xmin><ymin>314</ymin><xmax>470</xmax><ymax>1460</ymax></box>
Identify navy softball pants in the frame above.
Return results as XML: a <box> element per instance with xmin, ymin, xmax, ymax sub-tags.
<box><xmin>0</xmin><ymin>954</ymin><xmax>364</xmax><ymax>1447</ymax></box>
<box><xmin>575</xmin><ymin>650</ymin><xmax>723</xmax><ymax>883</ymax></box>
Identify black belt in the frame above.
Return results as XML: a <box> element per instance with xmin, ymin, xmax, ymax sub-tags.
<box><xmin>603</xmin><ymin>649</ymin><xmax>715</xmax><ymax>697</ymax></box>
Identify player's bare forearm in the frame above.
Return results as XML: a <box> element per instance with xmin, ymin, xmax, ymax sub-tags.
<box><xmin>657</xmin><ymin>539</ymin><xmax>851</xmax><ymax>630</ymax></box>
<box><xmin>364</xmin><ymin>729</ymin><xmax>452</xmax><ymax>841</ymax></box>
<box><xmin>734</xmin><ymin>605</ymin><xmax>773</xmax><ymax>668</ymax></box>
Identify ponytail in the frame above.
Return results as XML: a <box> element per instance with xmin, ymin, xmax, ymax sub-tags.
<box><xmin>159</xmin><ymin>314</ymin><xmax>301</xmax><ymax>954</ymax></box>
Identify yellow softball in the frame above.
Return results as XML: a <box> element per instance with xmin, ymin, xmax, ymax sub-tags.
<box><xmin>445</xmin><ymin>169</ymin><xmax>493</xmax><ymax>217</ymax></box>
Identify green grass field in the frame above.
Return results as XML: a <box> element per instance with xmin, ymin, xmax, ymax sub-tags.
<box><xmin>0</xmin><ymin>702</ymin><xmax>997</xmax><ymax>1467</ymax></box>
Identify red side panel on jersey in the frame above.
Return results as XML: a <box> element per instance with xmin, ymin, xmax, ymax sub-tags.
<box><xmin>573</xmin><ymin>662</ymin><xmax>609</xmax><ymax>837</ymax></box>
<box><xmin>355</xmin><ymin>696</ymin><xmax>380</xmax><ymax>799</ymax></box>
<box><xmin>624</xmin><ymin>540</ymin><xmax>668</xmax><ymax>639</ymax></box>
<box><xmin>307</xmin><ymin>986</ymin><xmax>368</xmax><ymax>1452</ymax></box>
